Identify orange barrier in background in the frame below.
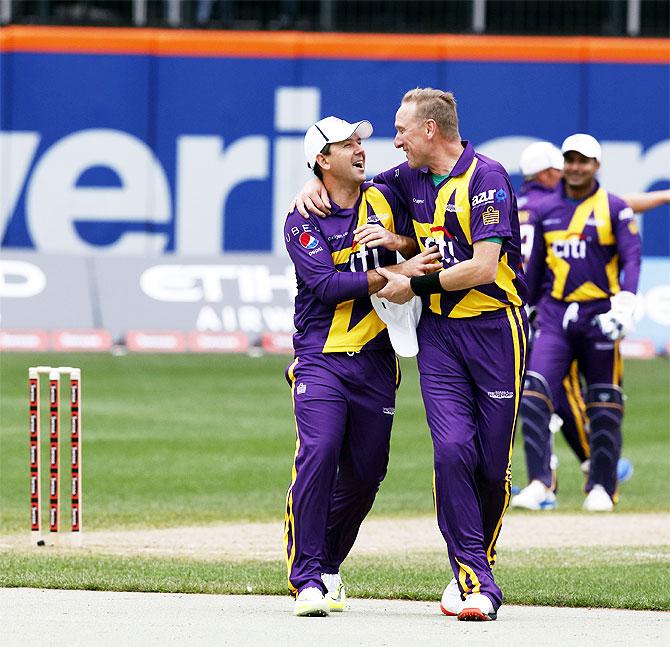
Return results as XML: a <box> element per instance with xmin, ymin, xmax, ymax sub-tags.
<box><xmin>1</xmin><ymin>25</ymin><xmax>668</xmax><ymax>63</ymax></box>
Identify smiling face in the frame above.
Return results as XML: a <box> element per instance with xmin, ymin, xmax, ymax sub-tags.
<box><xmin>393</xmin><ymin>102</ymin><xmax>430</xmax><ymax>169</ymax></box>
<box><xmin>563</xmin><ymin>151</ymin><xmax>599</xmax><ymax>192</ymax></box>
<box><xmin>315</xmin><ymin>135</ymin><xmax>366</xmax><ymax>186</ymax></box>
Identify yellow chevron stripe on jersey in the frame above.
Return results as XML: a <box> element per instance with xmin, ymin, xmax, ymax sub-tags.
<box><xmin>605</xmin><ymin>254</ymin><xmax>621</xmax><ymax>294</ymax></box>
<box><xmin>448</xmin><ymin>289</ymin><xmax>510</xmax><ymax>318</ymax></box>
<box><xmin>567</xmin><ymin>187</ymin><xmax>614</xmax><ymax>245</ymax></box>
<box><xmin>413</xmin><ymin>158</ymin><xmax>479</xmax><ymax>249</ymax></box>
<box><xmin>543</xmin><ymin>230</ymin><xmax>572</xmax><ymax>300</ymax></box>
<box><xmin>564</xmin><ymin>281</ymin><xmax>609</xmax><ymax>301</ymax></box>
<box><xmin>323</xmin><ymin>299</ymin><xmax>386</xmax><ymax>352</ymax></box>
<box><xmin>494</xmin><ymin>253</ymin><xmax>524</xmax><ymax>307</ymax></box>
<box><xmin>364</xmin><ymin>185</ymin><xmax>396</xmax><ymax>233</ymax></box>
<box><xmin>546</xmin><ymin>188</ymin><xmax>615</xmax><ymax>300</ymax></box>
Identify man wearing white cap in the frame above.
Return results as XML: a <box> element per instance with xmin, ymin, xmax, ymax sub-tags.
<box><xmin>516</xmin><ymin>142</ymin><xmax>589</xmax><ymax>495</ymax></box>
<box><xmin>512</xmin><ymin>138</ymin><xmax>667</xmax><ymax>510</ymax></box>
<box><xmin>518</xmin><ymin>133</ymin><xmax>642</xmax><ymax>513</ymax></box>
<box><xmin>283</xmin><ymin>116</ymin><xmax>439</xmax><ymax>616</ymax></box>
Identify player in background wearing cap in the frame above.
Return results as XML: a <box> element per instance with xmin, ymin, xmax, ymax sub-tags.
<box><xmin>512</xmin><ymin>141</ymin><xmax>668</xmax><ymax>510</ymax></box>
<box><xmin>515</xmin><ymin>143</ymin><xmax>587</xmax><ymax>504</ymax></box>
<box><xmin>295</xmin><ymin>89</ymin><xmax>528</xmax><ymax>622</ymax></box>
<box><xmin>284</xmin><ymin>116</ymin><xmax>440</xmax><ymax>617</ymax></box>
<box><xmin>518</xmin><ymin>134</ymin><xmax>641</xmax><ymax>513</ymax></box>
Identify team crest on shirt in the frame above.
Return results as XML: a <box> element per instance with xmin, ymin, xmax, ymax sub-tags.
<box><xmin>495</xmin><ymin>188</ymin><xmax>507</xmax><ymax>202</ymax></box>
<box><xmin>299</xmin><ymin>233</ymin><xmax>319</xmax><ymax>249</ymax></box>
<box><xmin>482</xmin><ymin>206</ymin><xmax>500</xmax><ymax>225</ymax></box>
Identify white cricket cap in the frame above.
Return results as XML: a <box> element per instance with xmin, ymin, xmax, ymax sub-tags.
<box><xmin>304</xmin><ymin>116</ymin><xmax>373</xmax><ymax>169</ymax></box>
<box><xmin>561</xmin><ymin>133</ymin><xmax>602</xmax><ymax>162</ymax></box>
<box><xmin>370</xmin><ymin>294</ymin><xmax>422</xmax><ymax>358</ymax></box>
<box><xmin>519</xmin><ymin>141</ymin><xmax>564</xmax><ymax>176</ymax></box>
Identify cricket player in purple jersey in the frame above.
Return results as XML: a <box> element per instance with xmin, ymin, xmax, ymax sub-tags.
<box><xmin>514</xmin><ymin>142</ymin><xmax>590</xmax><ymax>504</ymax></box>
<box><xmin>284</xmin><ymin>116</ymin><xmax>440</xmax><ymax>617</ymax></box>
<box><xmin>519</xmin><ymin>134</ymin><xmax>642</xmax><ymax>514</ymax></box>
<box><xmin>512</xmin><ymin>141</ymin><xmax>665</xmax><ymax>509</ymax></box>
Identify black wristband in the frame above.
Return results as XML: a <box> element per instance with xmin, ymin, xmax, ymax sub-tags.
<box><xmin>410</xmin><ymin>272</ymin><xmax>443</xmax><ymax>296</ymax></box>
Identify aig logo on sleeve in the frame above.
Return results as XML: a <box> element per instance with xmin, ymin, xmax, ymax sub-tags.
<box><xmin>471</xmin><ymin>189</ymin><xmax>496</xmax><ymax>207</ymax></box>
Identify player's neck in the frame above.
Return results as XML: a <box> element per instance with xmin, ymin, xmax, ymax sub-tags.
<box><xmin>323</xmin><ymin>177</ymin><xmax>362</xmax><ymax>209</ymax></box>
<box><xmin>427</xmin><ymin>140</ymin><xmax>464</xmax><ymax>176</ymax></box>
<box><xmin>565</xmin><ymin>180</ymin><xmax>597</xmax><ymax>201</ymax></box>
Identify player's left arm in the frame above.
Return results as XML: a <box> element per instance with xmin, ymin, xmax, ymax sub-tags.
<box><xmin>614</xmin><ymin>204</ymin><xmax>643</xmax><ymax>294</ymax></box>
<box><xmin>622</xmin><ymin>189</ymin><xmax>670</xmax><ymax>214</ymax></box>
<box><xmin>594</xmin><ymin>202</ymin><xmax>643</xmax><ymax>340</ymax></box>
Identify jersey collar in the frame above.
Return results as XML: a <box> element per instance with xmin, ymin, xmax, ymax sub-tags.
<box><xmin>419</xmin><ymin>140</ymin><xmax>474</xmax><ymax>179</ymax></box>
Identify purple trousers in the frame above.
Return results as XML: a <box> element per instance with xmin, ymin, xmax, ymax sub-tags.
<box><xmin>284</xmin><ymin>351</ymin><xmax>399</xmax><ymax>595</ymax></box>
<box><xmin>417</xmin><ymin>307</ymin><xmax>528</xmax><ymax>611</ymax></box>
<box><xmin>522</xmin><ymin>298</ymin><xmax>624</xmax><ymax>496</ymax></box>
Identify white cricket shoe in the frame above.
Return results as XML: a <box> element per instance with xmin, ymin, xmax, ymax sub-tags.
<box><xmin>440</xmin><ymin>578</ymin><xmax>462</xmax><ymax>616</ymax></box>
<box><xmin>294</xmin><ymin>587</ymin><xmax>330</xmax><ymax>617</ymax></box>
<box><xmin>458</xmin><ymin>593</ymin><xmax>497</xmax><ymax>621</ymax></box>
<box><xmin>510</xmin><ymin>479</ymin><xmax>557</xmax><ymax>510</ymax></box>
<box><xmin>321</xmin><ymin>572</ymin><xmax>346</xmax><ymax>612</ymax></box>
<box><xmin>583</xmin><ymin>484</ymin><xmax>614</xmax><ymax>512</ymax></box>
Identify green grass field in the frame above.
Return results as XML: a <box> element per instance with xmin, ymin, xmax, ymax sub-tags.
<box><xmin>1</xmin><ymin>352</ymin><xmax>669</xmax><ymax>608</ymax></box>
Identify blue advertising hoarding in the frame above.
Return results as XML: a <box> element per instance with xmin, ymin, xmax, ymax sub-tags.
<box><xmin>1</xmin><ymin>28</ymin><xmax>668</xmax><ymax>259</ymax></box>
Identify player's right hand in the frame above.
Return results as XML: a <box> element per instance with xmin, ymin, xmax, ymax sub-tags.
<box><xmin>289</xmin><ymin>178</ymin><xmax>332</xmax><ymax>219</ymax></box>
<box><xmin>593</xmin><ymin>291</ymin><xmax>636</xmax><ymax>341</ymax></box>
<box><xmin>397</xmin><ymin>246</ymin><xmax>443</xmax><ymax>277</ymax></box>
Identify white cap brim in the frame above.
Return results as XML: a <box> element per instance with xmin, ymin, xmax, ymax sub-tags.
<box><xmin>370</xmin><ymin>294</ymin><xmax>422</xmax><ymax>357</ymax></box>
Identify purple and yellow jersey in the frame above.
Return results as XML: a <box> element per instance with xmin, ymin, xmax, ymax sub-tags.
<box><xmin>517</xmin><ymin>181</ymin><xmax>558</xmax><ymax>265</ymax></box>
<box><xmin>374</xmin><ymin>141</ymin><xmax>526</xmax><ymax>318</ymax></box>
<box><xmin>285</xmin><ymin>182</ymin><xmax>411</xmax><ymax>354</ymax></box>
<box><xmin>526</xmin><ymin>180</ymin><xmax>642</xmax><ymax>306</ymax></box>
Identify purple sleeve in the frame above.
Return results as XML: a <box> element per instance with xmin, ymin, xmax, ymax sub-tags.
<box><xmin>284</xmin><ymin>212</ymin><xmax>369</xmax><ymax>305</ymax></box>
<box><xmin>525</xmin><ymin>221</ymin><xmax>546</xmax><ymax>306</ymax></box>
<box><xmin>469</xmin><ymin>170</ymin><xmax>514</xmax><ymax>243</ymax></box>
<box><xmin>611</xmin><ymin>199</ymin><xmax>642</xmax><ymax>294</ymax></box>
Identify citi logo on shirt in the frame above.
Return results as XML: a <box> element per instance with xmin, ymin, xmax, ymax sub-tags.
<box><xmin>551</xmin><ymin>239</ymin><xmax>586</xmax><ymax>259</ymax></box>
<box><xmin>471</xmin><ymin>189</ymin><xmax>496</xmax><ymax>207</ymax></box>
<box><xmin>299</xmin><ymin>233</ymin><xmax>319</xmax><ymax>249</ymax></box>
